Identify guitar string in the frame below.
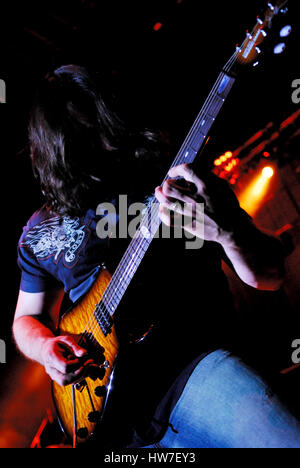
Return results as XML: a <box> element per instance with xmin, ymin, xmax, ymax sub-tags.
<box><xmin>94</xmin><ymin>22</ymin><xmax>263</xmax><ymax>317</ymax></box>
<box><xmin>69</xmin><ymin>18</ymin><xmax>265</xmax><ymax>436</ymax></box>
<box><xmin>91</xmin><ymin>17</ymin><xmax>280</xmax><ymax>351</ymax></box>
<box><xmin>71</xmin><ymin>58</ymin><xmax>238</xmax><ymax>436</ymax></box>
<box><xmin>78</xmin><ymin>69</ymin><xmax>230</xmax><ymax>344</ymax></box>
<box><xmin>77</xmin><ymin>40</ymin><xmax>251</xmax><ymax>347</ymax></box>
<box><xmin>77</xmin><ymin>49</ymin><xmax>241</xmax><ymax>346</ymax></box>
<box><xmin>92</xmin><ymin>39</ymin><xmax>249</xmax><ymax>312</ymax></box>
<box><xmin>76</xmin><ymin>51</ymin><xmax>241</xmax><ymax>347</ymax></box>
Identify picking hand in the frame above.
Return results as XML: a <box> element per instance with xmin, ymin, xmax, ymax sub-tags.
<box><xmin>41</xmin><ymin>336</ymin><xmax>94</xmax><ymax>387</ymax></box>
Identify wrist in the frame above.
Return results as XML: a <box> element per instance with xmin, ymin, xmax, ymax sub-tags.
<box><xmin>40</xmin><ymin>336</ymin><xmax>55</xmax><ymax>366</ymax></box>
<box><xmin>217</xmin><ymin>210</ymin><xmax>254</xmax><ymax>250</ymax></box>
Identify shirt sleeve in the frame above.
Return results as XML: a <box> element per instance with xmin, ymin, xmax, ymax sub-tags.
<box><xmin>17</xmin><ymin>243</ymin><xmax>61</xmax><ymax>293</ymax></box>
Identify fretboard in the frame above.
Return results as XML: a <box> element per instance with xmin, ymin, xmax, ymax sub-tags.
<box><xmin>95</xmin><ymin>69</ymin><xmax>236</xmax><ymax>323</ymax></box>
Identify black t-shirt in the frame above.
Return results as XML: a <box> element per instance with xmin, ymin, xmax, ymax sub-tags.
<box><xmin>17</xmin><ymin>203</ymin><xmax>237</xmax><ymax>446</ymax></box>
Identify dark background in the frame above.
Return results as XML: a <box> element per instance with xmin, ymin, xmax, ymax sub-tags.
<box><xmin>0</xmin><ymin>0</ymin><xmax>299</xmax><ymax>447</ymax></box>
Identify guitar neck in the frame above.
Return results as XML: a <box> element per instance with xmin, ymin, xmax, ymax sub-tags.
<box><xmin>171</xmin><ymin>71</ymin><xmax>236</xmax><ymax>167</ymax></box>
<box><xmin>98</xmin><ymin>66</ymin><xmax>236</xmax><ymax>318</ymax></box>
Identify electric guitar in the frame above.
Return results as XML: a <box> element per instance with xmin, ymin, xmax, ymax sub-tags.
<box><xmin>52</xmin><ymin>1</ymin><xmax>290</xmax><ymax>447</ymax></box>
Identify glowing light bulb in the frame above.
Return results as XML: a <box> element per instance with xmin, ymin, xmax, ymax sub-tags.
<box><xmin>262</xmin><ymin>167</ymin><xmax>274</xmax><ymax>179</ymax></box>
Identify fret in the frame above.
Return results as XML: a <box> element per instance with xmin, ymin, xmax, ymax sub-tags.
<box><xmin>177</xmin><ymin>148</ymin><xmax>197</xmax><ymax>166</ymax></box>
<box><xmin>190</xmin><ymin>130</ymin><xmax>206</xmax><ymax>153</ymax></box>
<box><xmin>217</xmin><ymin>73</ymin><xmax>235</xmax><ymax>99</ymax></box>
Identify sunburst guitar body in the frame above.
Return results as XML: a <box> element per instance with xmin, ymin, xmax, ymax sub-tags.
<box><xmin>52</xmin><ymin>268</ymin><xmax>120</xmax><ymax>445</ymax></box>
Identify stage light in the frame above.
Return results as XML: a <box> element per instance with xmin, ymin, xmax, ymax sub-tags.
<box><xmin>262</xmin><ymin>166</ymin><xmax>274</xmax><ymax>179</ymax></box>
<box><xmin>225</xmin><ymin>151</ymin><xmax>233</xmax><ymax>159</ymax></box>
<box><xmin>238</xmin><ymin>167</ymin><xmax>275</xmax><ymax>216</ymax></box>
<box><xmin>273</xmin><ymin>43</ymin><xmax>286</xmax><ymax>55</ymax></box>
<box><xmin>280</xmin><ymin>25</ymin><xmax>292</xmax><ymax>37</ymax></box>
<box><xmin>263</xmin><ymin>151</ymin><xmax>270</xmax><ymax>158</ymax></box>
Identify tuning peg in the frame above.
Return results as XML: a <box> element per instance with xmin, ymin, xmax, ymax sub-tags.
<box><xmin>273</xmin><ymin>43</ymin><xmax>286</xmax><ymax>55</ymax></box>
<box><xmin>255</xmin><ymin>46</ymin><xmax>262</xmax><ymax>54</ymax></box>
<box><xmin>268</xmin><ymin>3</ymin><xmax>275</xmax><ymax>11</ymax></box>
<box><xmin>280</xmin><ymin>25</ymin><xmax>292</xmax><ymax>38</ymax></box>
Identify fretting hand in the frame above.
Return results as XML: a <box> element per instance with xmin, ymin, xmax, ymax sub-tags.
<box><xmin>155</xmin><ymin>163</ymin><xmax>242</xmax><ymax>244</ymax></box>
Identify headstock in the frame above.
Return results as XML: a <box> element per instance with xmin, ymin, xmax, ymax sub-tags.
<box><xmin>235</xmin><ymin>1</ymin><xmax>291</xmax><ymax>68</ymax></box>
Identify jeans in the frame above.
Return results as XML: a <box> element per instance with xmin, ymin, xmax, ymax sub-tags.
<box><xmin>143</xmin><ymin>350</ymin><xmax>300</xmax><ymax>448</ymax></box>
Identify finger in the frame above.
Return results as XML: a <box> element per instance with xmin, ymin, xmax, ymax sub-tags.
<box><xmin>158</xmin><ymin>206</ymin><xmax>182</xmax><ymax>228</ymax></box>
<box><xmin>160</xmin><ymin>182</ymin><xmax>196</xmax><ymax>206</ymax></box>
<box><xmin>47</xmin><ymin>350</ymin><xmax>79</xmax><ymax>374</ymax></box>
<box><xmin>156</xmin><ymin>187</ymin><xmax>201</xmax><ymax>219</ymax></box>
<box><xmin>158</xmin><ymin>206</ymin><xmax>172</xmax><ymax>227</ymax></box>
<box><xmin>59</xmin><ymin>336</ymin><xmax>88</xmax><ymax>358</ymax></box>
<box><xmin>168</xmin><ymin>164</ymin><xmax>206</xmax><ymax>194</ymax></box>
<box><xmin>155</xmin><ymin>187</ymin><xmax>182</xmax><ymax>214</ymax></box>
<box><xmin>49</xmin><ymin>365</ymin><xmax>87</xmax><ymax>387</ymax></box>
<box><xmin>155</xmin><ymin>186</ymin><xmax>168</xmax><ymax>204</ymax></box>
<box><xmin>155</xmin><ymin>186</ymin><xmax>180</xmax><ymax>207</ymax></box>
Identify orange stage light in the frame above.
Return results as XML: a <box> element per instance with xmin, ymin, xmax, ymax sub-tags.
<box><xmin>238</xmin><ymin>166</ymin><xmax>275</xmax><ymax>216</ymax></box>
<box><xmin>262</xmin><ymin>166</ymin><xmax>274</xmax><ymax>179</ymax></box>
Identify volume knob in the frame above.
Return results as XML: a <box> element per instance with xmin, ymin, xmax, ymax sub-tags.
<box><xmin>77</xmin><ymin>427</ymin><xmax>89</xmax><ymax>439</ymax></box>
<box><xmin>88</xmin><ymin>411</ymin><xmax>101</xmax><ymax>423</ymax></box>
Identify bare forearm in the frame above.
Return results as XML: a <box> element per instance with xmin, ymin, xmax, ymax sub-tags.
<box><xmin>13</xmin><ymin>315</ymin><xmax>55</xmax><ymax>365</ymax></box>
<box><xmin>220</xmin><ymin>218</ymin><xmax>285</xmax><ymax>291</ymax></box>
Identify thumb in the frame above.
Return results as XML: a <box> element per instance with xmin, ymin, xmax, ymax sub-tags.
<box><xmin>60</xmin><ymin>336</ymin><xmax>88</xmax><ymax>358</ymax></box>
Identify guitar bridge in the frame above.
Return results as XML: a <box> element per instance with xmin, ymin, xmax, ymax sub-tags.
<box><xmin>75</xmin><ymin>379</ymin><xmax>87</xmax><ymax>392</ymax></box>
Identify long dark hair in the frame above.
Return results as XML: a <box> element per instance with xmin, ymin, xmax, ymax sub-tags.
<box><xmin>29</xmin><ymin>65</ymin><xmax>162</xmax><ymax>217</ymax></box>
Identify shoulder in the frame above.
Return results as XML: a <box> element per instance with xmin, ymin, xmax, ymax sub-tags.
<box><xmin>21</xmin><ymin>205</ymin><xmax>56</xmax><ymax>232</ymax></box>
<box><xmin>18</xmin><ymin>205</ymin><xmax>58</xmax><ymax>246</ymax></box>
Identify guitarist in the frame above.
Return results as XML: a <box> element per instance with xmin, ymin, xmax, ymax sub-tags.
<box><xmin>13</xmin><ymin>65</ymin><xmax>300</xmax><ymax>448</ymax></box>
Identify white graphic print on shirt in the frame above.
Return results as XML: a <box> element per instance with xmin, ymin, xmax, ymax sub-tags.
<box><xmin>22</xmin><ymin>217</ymin><xmax>86</xmax><ymax>265</ymax></box>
